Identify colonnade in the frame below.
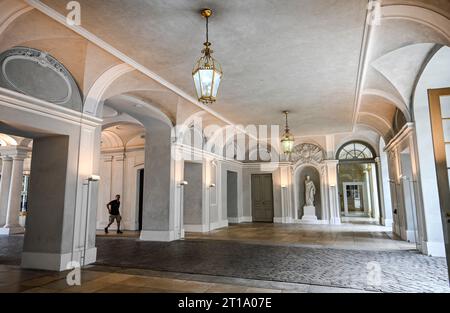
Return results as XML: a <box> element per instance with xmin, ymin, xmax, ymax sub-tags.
<box><xmin>0</xmin><ymin>146</ymin><xmax>29</xmax><ymax>235</ymax></box>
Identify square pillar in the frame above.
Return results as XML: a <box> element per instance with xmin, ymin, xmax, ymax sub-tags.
<box><xmin>325</xmin><ymin>160</ymin><xmax>341</xmax><ymax>224</ymax></box>
<box><xmin>21</xmin><ymin>124</ymin><xmax>100</xmax><ymax>271</ymax></box>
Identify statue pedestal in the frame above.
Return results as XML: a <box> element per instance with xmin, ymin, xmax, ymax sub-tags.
<box><xmin>302</xmin><ymin>206</ymin><xmax>317</xmax><ymax>221</ymax></box>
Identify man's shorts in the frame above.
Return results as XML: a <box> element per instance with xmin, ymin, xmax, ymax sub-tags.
<box><xmin>109</xmin><ymin>214</ymin><xmax>122</xmax><ymax>223</ymax></box>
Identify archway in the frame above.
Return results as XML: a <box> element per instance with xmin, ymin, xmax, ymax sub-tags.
<box><xmin>97</xmin><ymin>122</ymin><xmax>146</xmax><ymax>233</ymax></box>
<box><xmin>336</xmin><ymin>141</ymin><xmax>381</xmax><ymax>223</ymax></box>
<box><xmin>0</xmin><ymin>47</ymin><xmax>100</xmax><ymax>270</ymax></box>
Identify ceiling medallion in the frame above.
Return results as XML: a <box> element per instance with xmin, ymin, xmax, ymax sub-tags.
<box><xmin>192</xmin><ymin>8</ymin><xmax>223</xmax><ymax>104</ymax></box>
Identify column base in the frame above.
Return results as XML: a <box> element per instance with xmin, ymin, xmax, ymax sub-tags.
<box><xmin>329</xmin><ymin>217</ymin><xmax>341</xmax><ymax>225</ymax></box>
<box><xmin>228</xmin><ymin>216</ymin><xmax>252</xmax><ymax>224</ymax></box>
<box><xmin>140</xmin><ymin>230</ymin><xmax>178</xmax><ymax>241</ymax></box>
<box><xmin>421</xmin><ymin>240</ymin><xmax>446</xmax><ymax>257</ymax></box>
<box><xmin>184</xmin><ymin>224</ymin><xmax>209</xmax><ymax>233</ymax></box>
<box><xmin>210</xmin><ymin>219</ymin><xmax>228</xmax><ymax>230</ymax></box>
<box><xmin>0</xmin><ymin>225</ymin><xmax>24</xmax><ymax>235</ymax></box>
<box><xmin>381</xmin><ymin>218</ymin><xmax>393</xmax><ymax>227</ymax></box>
<box><xmin>21</xmin><ymin>247</ymin><xmax>97</xmax><ymax>271</ymax></box>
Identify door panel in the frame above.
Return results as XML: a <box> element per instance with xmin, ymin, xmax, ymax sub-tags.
<box><xmin>251</xmin><ymin>174</ymin><xmax>274</xmax><ymax>222</ymax></box>
<box><xmin>428</xmin><ymin>88</ymin><xmax>450</xmax><ymax>280</ymax></box>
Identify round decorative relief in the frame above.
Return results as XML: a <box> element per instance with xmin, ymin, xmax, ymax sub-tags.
<box><xmin>0</xmin><ymin>47</ymin><xmax>82</xmax><ymax>110</ymax></box>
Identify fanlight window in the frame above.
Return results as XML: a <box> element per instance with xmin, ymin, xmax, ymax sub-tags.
<box><xmin>338</xmin><ymin>142</ymin><xmax>374</xmax><ymax>160</ymax></box>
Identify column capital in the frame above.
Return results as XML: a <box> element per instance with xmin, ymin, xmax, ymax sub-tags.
<box><xmin>102</xmin><ymin>155</ymin><xmax>114</xmax><ymax>162</ymax></box>
<box><xmin>374</xmin><ymin>157</ymin><xmax>381</xmax><ymax>164</ymax></box>
<box><xmin>0</xmin><ymin>146</ymin><xmax>30</xmax><ymax>160</ymax></box>
<box><xmin>0</xmin><ymin>155</ymin><xmax>12</xmax><ymax>162</ymax></box>
<box><xmin>324</xmin><ymin>159</ymin><xmax>339</xmax><ymax>166</ymax></box>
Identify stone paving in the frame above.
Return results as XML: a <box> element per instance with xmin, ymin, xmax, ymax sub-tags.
<box><xmin>95</xmin><ymin>238</ymin><xmax>450</xmax><ymax>293</ymax></box>
<box><xmin>1</xmin><ymin>233</ymin><xmax>449</xmax><ymax>293</ymax></box>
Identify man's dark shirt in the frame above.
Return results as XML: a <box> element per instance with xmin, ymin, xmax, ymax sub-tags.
<box><xmin>108</xmin><ymin>200</ymin><xmax>120</xmax><ymax>215</ymax></box>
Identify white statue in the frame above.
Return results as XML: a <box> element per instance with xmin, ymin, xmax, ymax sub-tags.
<box><xmin>305</xmin><ymin>175</ymin><xmax>316</xmax><ymax>206</ymax></box>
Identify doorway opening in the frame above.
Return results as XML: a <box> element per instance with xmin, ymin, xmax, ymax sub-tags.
<box><xmin>251</xmin><ymin>174</ymin><xmax>274</xmax><ymax>223</ymax></box>
<box><xmin>337</xmin><ymin>141</ymin><xmax>381</xmax><ymax>224</ymax></box>
<box><xmin>137</xmin><ymin>169</ymin><xmax>144</xmax><ymax>231</ymax></box>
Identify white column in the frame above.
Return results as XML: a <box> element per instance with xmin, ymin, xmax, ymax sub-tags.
<box><xmin>0</xmin><ymin>155</ymin><xmax>13</xmax><ymax>226</ymax></box>
<box><xmin>111</xmin><ymin>154</ymin><xmax>125</xmax><ymax>199</ymax></box>
<box><xmin>97</xmin><ymin>155</ymin><xmax>113</xmax><ymax>229</ymax></box>
<box><xmin>363</xmin><ymin>168</ymin><xmax>371</xmax><ymax>216</ymax></box>
<box><xmin>1</xmin><ymin>150</ymin><xmax>27</xmax><ymax>234</ymax></box>
<box><xmin>279</xmin><ymin>164</ymin><xmax>292</xmax><ymax>223</ymax></box>
<box><xmin>370</xmin><ymin>162</ymin><xmax>380</xmax><ymax>221</ymax></box>
<box><xmin>325</xmin><ymin>160</ymin><xmax>340</xmax><ymax>224</ymax></box>
<box><xmin>378</xmin><ymin>153</ymin><xmax>393</xmax><ymax>227</ymax></box>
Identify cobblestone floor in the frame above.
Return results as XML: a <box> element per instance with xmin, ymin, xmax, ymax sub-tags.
<box><xmin>94</xmin><ymin>238</ymin><xmax>449</xmax><ymax>293</ymax></box>
<box><xmin>1</xmin><ymin>230</ymin><xmax>449</xmax><ymax>293</ymax></box>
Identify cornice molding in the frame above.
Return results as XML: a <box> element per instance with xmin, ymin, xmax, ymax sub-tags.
<box><xmin>0</xmin><ymin>87</ymin><xmax>102</xmax><ymax>127</ymax></box>
<box><xmin>384</xmin><ymin>122</ymin><xmax>415</xmax><ymax>152</ymax></box>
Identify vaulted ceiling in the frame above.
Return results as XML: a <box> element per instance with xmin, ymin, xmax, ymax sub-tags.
<box><xmin>40</xmin><ymin>0</ymin><xmax>369</xmax><ymax>136</ymax></box>
<box><xmin>1</xmin><ymin>0</ymin><xmax>449</xmax><ymax>143</ymax></box>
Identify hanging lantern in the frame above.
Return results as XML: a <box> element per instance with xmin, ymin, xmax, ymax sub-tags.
<box><xmin>281</xmin><ymin>111</ymin><xmax>295</xmax><ymax>154</ymax></box>
<box><xmin>192</xmin><ymin>8</ymin><xmax>223</xmax><ymax>104</ymax></box>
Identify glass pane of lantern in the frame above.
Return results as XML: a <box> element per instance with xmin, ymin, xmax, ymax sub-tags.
<box><xmin>212</xmin><ymin>71</ymin><xmax>221</xmax><ymax>97</ymax></box>
<box><xmin>282</xmin><ymin>139</ymin><xmax>293</xmax><ymax>153</ymax></box>
<box><xmin>199</xmin><ymin>69</ymin><xmax>213</xmax><ymax>97</ymax></box>
<box><xmin>193</xmin><ymin>71</ymin><xmax>202</xmax><ymax>99</ymax></box>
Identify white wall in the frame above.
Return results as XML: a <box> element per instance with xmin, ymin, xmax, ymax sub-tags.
<box><xmin>413</xmin><ymin>46</ymin><xmax>450</xmax><ymax>256</ymax></box>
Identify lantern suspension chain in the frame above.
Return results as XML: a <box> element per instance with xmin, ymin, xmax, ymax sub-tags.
<box><xmin>284</xmin><ymin>111</ymin><xmax>290</xmax><ymax>132</ymax></box>
<box><xmin>205</xmin><ymin>15</ymin><xmax>209</xmax><ymax>45</ymax></box>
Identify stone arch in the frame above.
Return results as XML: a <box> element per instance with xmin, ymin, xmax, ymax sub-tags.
<box><xmin>381</xmin><ymin>5</ymin><xmax>450</xmax><ymax>41</ymax></box>
<box><xmin>0</xmin><ymin>134</ymin><xmax>17</xmax><ymax>146</ymax></box>
<box><xmin>101</xmin><ymin>130</ymin><xmax>124</xmax><ymax>150</ymax></box>
<box><xmin>362</xmin><ymin>89</ymin><xmax>411</xmax><ymax>122</ymax></box>
<box><xmin>84</xmin><ymin>63</ymin><xmax>134</xmax><ymax>116</ymax></box>
<box><xmin>0</xmin><ymin>1</ymin><xmax>33</xmax><ymax>36</ymax></box>
<box><xmin>336</xmin><ymin>140</ymin><xmax>377</xmax><ymax>161</ymax></box>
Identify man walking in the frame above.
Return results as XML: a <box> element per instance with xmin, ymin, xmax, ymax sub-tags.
<box><xmin>105</xmin><ymin>194</ymin><xmax>123</xmax><ymax>234</ymax></box>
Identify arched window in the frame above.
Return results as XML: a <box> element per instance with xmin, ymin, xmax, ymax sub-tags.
<box><xmin>337</xmin><ymin>141</ymin><xmax>375</xmax><ymax>161</ymax></box>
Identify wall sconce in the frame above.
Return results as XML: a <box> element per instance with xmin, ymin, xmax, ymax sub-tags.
<box><xmin>209</xmin><ymin>183</ymin><xmax>216</xmax><ymax>188</ymax></box>
<box><xmin>88</xmin><ymin>175</ymin><xmax>101</xmax><ymax>182</ymax></box>
<box><xmin>180</xmin><ymin>181</ymin><xmax>189</xmax><ymax>186</ymax></box>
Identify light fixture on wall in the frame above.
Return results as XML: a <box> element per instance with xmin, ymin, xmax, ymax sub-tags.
<box><xmin>88</xmin><ymin>175</ymin><xmax>101</xmax><ymax>182</ymax></box>
<box><xmin>281</xmin><ymin>111</ymin><xmax>295</xmax><ymax>154</ymax></box>
<box><xmin>192</xmin><ymin>8</ymin><xmax>223</xmax><ymax>104</ymax></box>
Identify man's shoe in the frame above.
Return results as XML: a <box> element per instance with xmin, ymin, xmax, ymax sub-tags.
<box><xmin>117</xmin><ymin>230</ymin><xmax>123</xmax><ymax>234</ymax></box>
<box><xmin>104</xmin><ymin>227</ymin><xmax>108</xmax><ymax>234</ymax></box>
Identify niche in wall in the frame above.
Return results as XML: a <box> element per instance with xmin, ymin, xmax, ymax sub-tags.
<box><xmin>296</xmin><ymin>166</ymin><xmax>322</xmax><ymax>219</ymax></box>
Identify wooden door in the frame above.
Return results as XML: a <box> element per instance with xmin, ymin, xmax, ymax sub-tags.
<box><xmin>428</xmin><ymin>88</ymin><xmax>450</xmax><ymax>278</ymax></box>
<box><xmin>251</xmin><ymin>174</ymin><xmax>274</xmax><ymax>222</ymax></box>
